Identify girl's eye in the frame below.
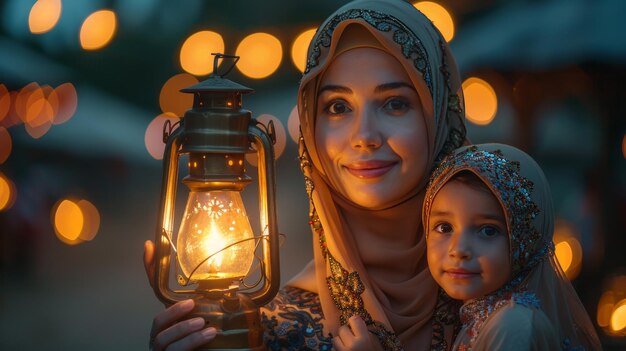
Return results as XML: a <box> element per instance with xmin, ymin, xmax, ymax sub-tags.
<box><xmin>383</xmin><ymin>98</ymin><xmax>409</xmax><ymax>113</ymax></box>
<box><xmin>325</xmin><ymin>100</ymin><xmax>352</xmax><ymax>115</ymax></box>
<box><xmin>433</xmin><ymin>223</ymin><xmax>453</xmax><ymax>234</ymax></box>
<box><xmin>478</xmin><ymin>225</ymin><xmax>501</xmax><ymax>238</ymax></box>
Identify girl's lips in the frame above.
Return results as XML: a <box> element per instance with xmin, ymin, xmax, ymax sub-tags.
<box><xmin>344</xmin><ymin>160</ymin><xmax>397</xmax><ymax>179</ymax></box>
<box><xmin>444</xmin><ymin>268</ymin><xmax>479</xmax><ymax>279</ymax></box>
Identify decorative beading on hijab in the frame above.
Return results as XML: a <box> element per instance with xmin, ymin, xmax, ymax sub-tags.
<box><xmin>296</xmin><ymin>0</ymin><xmax>467</xmax><ymax>350</ymax></box>
<box><xmin>422</xmin><ymin>144</ymin><xmax>602</xmax><ymax>351</ymax></box>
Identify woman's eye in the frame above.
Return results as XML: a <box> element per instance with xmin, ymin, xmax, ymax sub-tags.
<box><xmin>383</xmin><ymin>98</ymin><xmax>409</xmax><ymax>113</ymax></box>
<box><xmin>434</xmin><ymin>223</ymin><xmax>452</xmax><ymax>234</ymax></box>
<box><xmin>478</xmin><ymin>226</ymin><xmax>501</xmax><ymax>238</ymax></box>
<box><xmin>326</xmin><ymin>101</ymin><xmax>352</xmax><ymax>115</ymax></box>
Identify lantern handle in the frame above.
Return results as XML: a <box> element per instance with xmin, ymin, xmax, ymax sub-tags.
<box><xmin>211</xmin><ymin>53</ymin><xmax>240</xmax><ymax>78</ymax></box>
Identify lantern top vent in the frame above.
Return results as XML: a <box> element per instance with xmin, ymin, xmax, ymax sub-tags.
<box><xmin>180</xmin><ymin>53</ymin><xmax>254</xmax><ymax>95</ymax></box>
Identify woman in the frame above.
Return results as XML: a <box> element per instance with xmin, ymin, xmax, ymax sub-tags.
<box><xmin>145</xmin><ymin>0</ymin><xmax>467</xmax><ymax>349</ymax></box>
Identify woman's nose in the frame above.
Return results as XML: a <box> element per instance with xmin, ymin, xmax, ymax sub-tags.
<box><xmin>350</xmin><ymin>108</ymin><xmax>382</xmax><ymax>149</ymax></box>
<box><xmin>449</xmin><ymin>232</ymin><xmax>472</xmax><ymax>260</ymax></box>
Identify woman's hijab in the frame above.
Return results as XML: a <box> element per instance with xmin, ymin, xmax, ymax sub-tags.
<box><xmin>296</xmin><ymin>0</ymin><xmax>467</xmax><ymax>349</ymax></box>
<box><xmin>423</xmin><ymin>144</ymin><xmax>602</xmax><ymax>350</ymax></box>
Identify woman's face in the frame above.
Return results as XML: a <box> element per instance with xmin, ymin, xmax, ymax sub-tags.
<box><xmin>315</xmin><ymin>47</ymin><xmax>428</xmax><ymax>209</ymax></box>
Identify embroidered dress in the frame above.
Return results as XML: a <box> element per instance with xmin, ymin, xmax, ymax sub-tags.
<box><xmin>423</xmin><ymin>144</ymin><xmax>602</xmax><ymax>351</ymax></box>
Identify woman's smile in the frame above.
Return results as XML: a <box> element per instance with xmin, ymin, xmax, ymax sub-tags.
<box><xmin>343</xmin><ymin>160</ymin><xmax>397</xmax><ymax>179</ymax></box>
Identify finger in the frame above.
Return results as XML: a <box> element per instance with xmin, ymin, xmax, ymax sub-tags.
<box><xmin>151</xmin><ymin>299</ymin><xmax>195</xmax><ymax>340</ymax></box>
<box><xmin>347</xmin><ymin>315</ymin><xmax>368</xmax><ymax>338</ymax></box>
<box><xmin>332</xmin><ymin>334</ymin><xmax>347</xmax><ymax>351</ymax></box>
<box><xmin>164</xmin><ymin>327</ymin><xmax>217</xmax><ymax>351</ymax></box>
<box><xmin>337</xmin><ymin>325</ymin><xmax>355</xmax><ymax>345</ymax></box>
<box><xmin>144</xmin><ymin>240</ymin><xmax>155</xmax><ymax>288</ymax></box>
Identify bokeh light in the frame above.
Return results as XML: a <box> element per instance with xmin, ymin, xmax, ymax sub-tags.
<box><xmin>235</xmin><ymin>33</ymin><xmax>282</xmax><ymax>79</ymax></box>
<box><xmin>413</xmin><ymin>1</ymin><xmax>455</xmax><ymax>42</ymax></box>
<box><xmin>0</xmin><ymin>172</ymin><xmax>17</xmax><ymax>211</ymax></box>
<box><xmin>29</xmin><ymin>0</ymin><xmax>62</xmax><ymax>34</ymax></box>
<box><xmin>2</xmin><ymin>91</ymin><xmax>21</xmax><ymax>128</ymax></box>
<box><xmin>553</xmin><ymin>220</ymin><xmax>583</xmax><ymax>280</ymax></box>
<box><xmin>462</xmin><ymin>77</ymin><xmax>498</xmax><ymax>126</ymax></box>
<box><xmin>291</xmin><ymin>29</ymin><xmax>316</xmax><ymax>73</ymax></box>
<box><xmin>0</xmin><ymin>84</ymin><xmax>10</xmax><ymax>122</ymax></box>
<box><xmin>77</xmin><ymin>199</ymin><xmax>100</xmax><ymax>241</ymax></box>
<box><xmin>50</xmin><ymin>83</ymin><xmax>78</xmax><ymax>125</ymax></box>
<box><xmin>180</xmin><ymin>31</ymin><xmax>225</xmax><ymax>76</ymax></box>
<box><xmin>246</xmin><ymin>114</ymin><xmax>286</xmax><ymax>167</ymax></box>
<box><xmin>15</xmin><ymin>82</ymin><xmax>41</xmax><ymax>123</ymax></box>
<box><xmin>53</xmin><ymin>199</ymin><xmax>84</xmax><ymax>245</ymax></box>
<box><xmin>0</xmin><ymin>127</ymin><xmax>11</xmax><ymax>164</ymax></box>
<box><xmin>159</xmin><ymin>73</ymin><xmax>199</xmax><ymax>116</ymax></box>
<box><xmin>80</xmin><ymin>10</ymin><xmax>117</xmax><ymax>50</ymax></box>
<box><xmin>622</xmin><ymin>134</ymin><xmax>625</xmax><ymax>159</ymax></box>
<box><xmin>611</xmin><ymin>299</ymin><xmax>626</xmax><ymax>332</ymax></box>
<box><xmin>598</xmin><ymin>290</ymin><xmax>615</xmax><ymax>328</ymax></box>
<box><xmin>287</xmin><ymin>105</ymin><xmax>300</xmax><ymax>143</ymax></box>
<box><xmin>145</xmin><ymin>113</ymin><xmax>180</xmax><ymax>160</ymax></box>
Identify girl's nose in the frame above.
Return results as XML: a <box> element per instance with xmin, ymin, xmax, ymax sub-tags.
<box><xmin>350</xmin><ymin>108</ymin><xmax>382</xmax><ymax>149</ymax></box>
<box><xmin>449</xmin><ymin>232</ymin><xmax>472</xmax><ymax>260</ymax></box>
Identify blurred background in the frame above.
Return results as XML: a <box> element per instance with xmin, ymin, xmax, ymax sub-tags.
<box><xmin>0</xmin><ymin>0</ymin><xmax>625</xmax><ymax>349</ymax></box>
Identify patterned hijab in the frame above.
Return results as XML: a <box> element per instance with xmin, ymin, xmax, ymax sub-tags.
<box><xmin>296</xmin><ymin>0</ymin><xmax>466</xmax><ymax>349</ymax></box>
<box><xmin>423</xmin><ymin>144</ymin><xmax>602</xmax><ymax>350</ymax></box>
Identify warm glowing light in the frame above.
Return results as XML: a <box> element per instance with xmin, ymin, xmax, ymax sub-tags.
<box><xmin>29</xmin><ymin>0</ymin><xmax>62</xmax><ymax>34</ymax></box>
<box><xmin>15</xmin><ymin>82</ymin><xmax>41</xmax><ymax>123</ymax></box>
<box><xmin>0</xmin><ymin>84</ymin><xmax>10</xmax><ymax>122</ymax></box>
<box><xmin>555</xmin><ymin>241</ymin><xmax>573</xmax><ymax>272</ymax></box>
<box><xmin>287</xmin><ymin>105</ymin><xmax>300</xmax><ymax>143</ymax></box>
<box><xmin>177</xmin><ymin>191</ymin><xmax>255</xmax><ymax>281</ymax></box>
<box><xmin>291</xmin><ymin>29</ymin><xmax>316</xmax><ymax>73</ymax></box>
<box><xmin>598</xmin><ymin>290</ymin><xmax>615</xmax><ymax>328</ymax></box>
<box><xmin>0</xmin><ymin>127</ymin><xmax>11</xmax><ymax>164</ymax></box>
<box><xmin>246</xmin><ymin>114</ymin><xmax>286</xmax><ymax>167</ymax></box>
<box><xmin>159</xmin><ymin>74</ymin><xmax>199</xmax><ymax>116</ymax></box>
<box><xmin>611</xmin><ymin>299</ymin><xmax>626</xmax><ymax>331</ymax></box>
<box><xmin>145</xmin><ymin>113</ymin><xmax>180</xmax><ymax>160</ymax></box>
<box><xmin>53</xmin><ymin>199</ymin><xmax>84</xmax><ymax>244</ymax></box>
<box><xmin>622</xmin><ymin>134</ymin><xmax>626</xmax><ymax>159</ymax></box>
<box><xmin>235</xmin><ymin>33</ymin><xmax>282</xmax><ymax>79</ymax></box>
<box><xmin>413</xmin><ymin>2</ymin><xmax>455</xmax><ymax>42</ymax></box>
<box><xmin>0</xmin><ymin>172</ymin><xmax>16</xmax><ymax>211</ymax></box>
<box><xmin>80</xmin><ymin>10</ymin><xmax>117</xmax><ymax>50</ymax></box>
<box><xmin>77</xmin><ymin>199</ymin><xmax>100</xmax><ymax>241</ymax></box>
<box><xmin>553</xmin><ymin>220</ymin><xmax>583</xmax><ymax>280</ymax></box>
<box><xmin>49</xmin><ymin>83</ymin><xmax>78</xmax><ymax>125</ymax></box>
<box><xmin>462</xmin><ymin>77</ymin><xmax>498</xmax><ymax>125</ymax></box>
<box><xmin>180</xmin><ymin>31</ymin><xmax>225</xmax><ymax>76</ymax></box>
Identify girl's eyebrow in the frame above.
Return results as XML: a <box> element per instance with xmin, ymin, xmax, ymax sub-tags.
<box><xmin>374</xmin><ymin>82</ymin><xmax>416</xmax><ymax>93</ymax></box>
<box><xmin>429</xmin><ymin>210</ymin><xmax>451</xmax><ymax>217</ymax></box>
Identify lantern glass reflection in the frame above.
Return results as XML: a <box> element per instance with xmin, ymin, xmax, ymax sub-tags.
<box><xmin>177</xmin><ymin>190</ymin><xmax>255</xmax><ymax>282</ymax></box>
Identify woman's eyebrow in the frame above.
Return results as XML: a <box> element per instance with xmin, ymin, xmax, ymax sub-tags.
<box><xmin>318</xmin><ymin>84</ymin><xmax>352</xmax><ymax>94</ymax></box>
<box><xmin>375</xmin><ymin>82</ymin><xmax>416</xmax><ymax>93</ymax></box>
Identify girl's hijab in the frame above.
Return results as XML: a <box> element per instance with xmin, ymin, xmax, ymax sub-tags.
<box><xmin>296</xmin><ymin>0</ymin><xmax>466</xmax><ymax>349</ymax></box>
<box><xmin>423</xmin><ymin>143</ymin><xmax>601</xmax><ymax>350</ymax></box>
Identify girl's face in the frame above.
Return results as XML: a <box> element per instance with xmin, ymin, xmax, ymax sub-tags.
<box><xmin>426</xmin><ymin>179</ymin><xmax>511</xmax><ymax>301</ymax></box>
<box><xmin>315</xmin><ymin>47</ymin><xmax>428</xmax><ymax>209</ymax></box>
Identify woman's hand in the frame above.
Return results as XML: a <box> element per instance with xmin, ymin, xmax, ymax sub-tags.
<box><xmin>332</xmin><ymin>316</ymin><xmax>383</xmax><ymax>351</ymax></box>
<box><xmin>144</xmin><ymin>241</ymin><xmax>218</xmax><ymax>350</ymax></box>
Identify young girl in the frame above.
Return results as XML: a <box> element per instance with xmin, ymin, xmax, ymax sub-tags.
<box><xmin>423</xmin><ymin>143</ymin><xmax>602</xmax><ymax>350</ymax></box>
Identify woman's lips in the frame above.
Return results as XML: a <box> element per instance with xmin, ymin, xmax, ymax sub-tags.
<box><xmin>444</xmin><ymin>268</ymin><xmax>479</xmax><ymax>279</ymax></box>
<box><xmin>344</xmin><ymin>160</ymin><xmax>397</xmax><ymax>179</ymax></box>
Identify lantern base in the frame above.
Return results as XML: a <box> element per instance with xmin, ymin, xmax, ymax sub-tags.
<box><xmin>190</xmin><ymin>293</ymin><xmax>264</xmax><ymax>350</ymax></box>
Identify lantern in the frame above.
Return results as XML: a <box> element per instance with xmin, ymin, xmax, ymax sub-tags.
<box><xmin>152</xmin><ymin>54</ymin><xmax>280</xmax><ymax>350</ymax></box>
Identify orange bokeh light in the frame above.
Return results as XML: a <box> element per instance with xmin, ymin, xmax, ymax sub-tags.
<box><xmin>80</xmin><ymin>10</ymin><xmax>117</xmax><ymax>50</ymax></box>
<box><xmin>77</xmin><ymin>199</ymin><xmax>100</xmax><ymax>241</ymax></box>
<box><xmin>159</xmin><ymin>73</ymin><xmax>199</xmax><ymax>116</ymax></box>
<box><xmin>50</xmin><ymin>83</ymin><xmax>78</xmax><ymax>125</ymax></box>
<box><xmin>53</xmin><ymin>199</ymin><xmax>84</xmax><ymax>244</ymax></box>
<box><xmin>553</xmin><ymin>220</ymin><xmax>583</xmax><ymax>280</ymax></box>
<box><xmin>0</xmin><ymin>127</ymin><xmax>11</xmax><ymax>164</ymax></box>
<box><xmin>462</xmin><ymin>77</ymin><xmax>498</xmax><ymax>126</ymax></box>
<box><xmin>413</xmin><ymin>1</ymin><xmax>455</xmax><ymax>42</ymax></box>
<box><xmin>180</xmin><ymin>31</ymin><xmax>225</xmax><ymax>76</ymax></box>
<box><xmin>291</xmin><ymin>29</ymin><xmax>316</xmax><ymax>73</ymax></box>
<box><xmin>0</xmin><ymin>172</ymin><xmax>17</xmax><ymax>211</ymax></box>
<box><xmin>15</xmin><ymin>82</ymin><xmax>41</xmax><ymax>123</ymax></box>
<box><xmin>29</xmin><ymin>0</ymin><xmax>62</xmax><ymax>34</ymax></box>
<box><xmin>235</xmin><ymin>33</ymin><xmax>282</xmax><ymax>79</ymax></box>
<box><xmin>0</xmin><ymin>84</ymin><xmax>10</xmax><ymax>122</ymax></box>
<box><xmin>611</xmin><ymin>299</ymin><xmax>626</xmax><ymax>331</ymax></box>
<box><xmin>622</xmin><ymin>134</ymin><xmax>625</xmax><ymax>159</ymax></box>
